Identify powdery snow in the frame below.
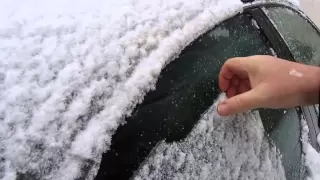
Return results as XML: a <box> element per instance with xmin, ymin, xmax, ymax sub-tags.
<box><xmin>0</xmin><ymin>0</ymin><xmax>244</xmax><ymax>179</ymax></box>
<box><xmin>133</xmin><ymin>94</ymin><xmax>286</xmax><ymax>180</ymax></box>
<box><xmin>0</xmin><ymin>0</ymin><xmax>312</xmax><ymax>179</ymax></box>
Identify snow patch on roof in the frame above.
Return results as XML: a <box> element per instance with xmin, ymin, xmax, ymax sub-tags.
<box><xmin>133</xmin><ymin>94</ymin><xmax>286</xmax><ymax>180</ymax></box>
<box><xmin>0</xmin><ymin>0</ymin><xmax>244</xmax><ymax>179</ymax></box>
<box><xmin>288</xmin><ymin>0</ymin><xmax>300</xmax><ymax>7</ymax></box>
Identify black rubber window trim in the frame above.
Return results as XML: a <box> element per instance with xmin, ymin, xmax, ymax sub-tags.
<box><xmin>248</xmin><ymin>7</ymin><xmax>294</xmax><ymax>60</ymax></box>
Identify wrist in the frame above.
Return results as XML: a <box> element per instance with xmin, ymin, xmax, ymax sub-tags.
<box><xmin>301</xmin><ymin>66</ymin><xmax>320</xmax><ymax>105</ymax></box>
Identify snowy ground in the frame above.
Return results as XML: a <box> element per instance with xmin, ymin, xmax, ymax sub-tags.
<box><xmin>0</xmin><ymin>0</ymin><xmax>319</xmax><ymax>179</ymax></box>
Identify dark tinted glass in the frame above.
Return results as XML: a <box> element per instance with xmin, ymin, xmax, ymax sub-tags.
<box><xmin>95</xmin><ymin>13</ymin><xmax>299</xmax><ymax>180</ymax></box>
<box><xmin>259</xmin><ymin>107</ymin><xmax>303</xmax><ymax>180</ymax></box>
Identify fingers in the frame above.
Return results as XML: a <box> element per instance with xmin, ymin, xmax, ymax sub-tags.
<box><xmin>237</xmin><ymin>82</ymin><xmax>250</xmax><ymax>94</ymax></box>
<box><xmin>218</xmin><ymin>64</ymin><xmax>233</xmax><ymax>92</ymax></box>
<box><xmin>218</xmin><ymin>57</ymin><xmax>252</xmax><ymax>92</ymax></box>
<box><xmin>226</xmin><ymin>78</ymin><xmax>250</xmax><ymax>98</ymax></box>
<box><xmin>217</xmin><ymin>89</ymin><xmax>261</xmax><ymax>116</ymax></box>
<box><xmin>218</xmin><ymin>56</ymin><xmax>262</xmax><ymax>116</ymax></box>
<box><xmin>226</xmin><ymin>86</ymin><xmax>237</xmax><ymax>97</ymax></box>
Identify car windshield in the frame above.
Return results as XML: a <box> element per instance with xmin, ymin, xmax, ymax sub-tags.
<box><xmin>96</xmin><ymin>11</ymin><xmax>303</xmax><ymax>180</ymax></box>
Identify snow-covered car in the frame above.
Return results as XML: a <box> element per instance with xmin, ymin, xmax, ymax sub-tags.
<box><xmin>0</xmin><ymin>0</ymin><xmax>319</xmax><ymax>180</ymax></box>
<box><xmin>95</xmin><ymin>1</ymin><xmax>320</xmax><ymax>180</ymax></box>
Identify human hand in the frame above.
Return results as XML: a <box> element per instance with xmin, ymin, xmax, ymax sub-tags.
<box><xmin>217</xmin><ymin>55</ymin><xmax>320</xmax><ymax>116</ymax></box>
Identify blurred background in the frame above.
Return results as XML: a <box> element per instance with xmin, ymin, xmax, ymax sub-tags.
<box><xmin>301</xmin><ymin>0</ymin><xmax>320</xmax><ymax>27</ymax></box>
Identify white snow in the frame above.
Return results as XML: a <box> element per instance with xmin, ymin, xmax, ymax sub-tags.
<box><xmin>300</xmin><ymin>114</ymin><xmax>320</xmax><ymax>180</ymax></box>
<box><xmin>133</xmin><ymin>94</ymin><xmax>286</xmax><ymax>180</ymax></box>
<box><xmin>209</xmin><ymin>27</ymin><xmax>230</xmax><ymax>38</ymax></box>
<box><xmin>0</xmin><ymin>0</ymin><xmax>245</xmax><ymax>179</ymax></box>
<box><xmin>289</xmin><ymin>0</ymin><xmax>300</xmax><ymax>7</ymax></box>
<box><xmin>251</xmin><ymin>19</ymin><xmax>260</xmax><ymax>29</ymax></box>
<box><xmin>0</xmin><ymin>0</ymin><xmax>310</xmax><ymax>179</ymax></box>
<box><xmin>270</xmin><ymin>47</ymin><xmax>277</xmax><ymax>57</ymax></box>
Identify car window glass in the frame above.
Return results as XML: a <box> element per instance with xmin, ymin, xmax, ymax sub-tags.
<box><xmin>96</xmin><ymin>13</ymin><xmax>301</xmax><ymax>180</ymax></box>
<box><xmin>133</xmin><ymin>99</ymin><xmax>287</xmax><ymax>180</ymax></box>
<box><xmin>265</xmin><ymin>7</ymin><xmax>320</xmax><ymax>66</ymax></box>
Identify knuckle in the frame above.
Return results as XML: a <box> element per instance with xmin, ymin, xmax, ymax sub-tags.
<box><xmin>234</xmin><ymin>97</ymin><xmax>243</xmax><ymax>107</ymax></box>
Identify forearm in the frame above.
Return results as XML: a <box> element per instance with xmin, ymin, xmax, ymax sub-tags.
<box><xmin>296</xmin><ymin>64</ymin><xmax>320</xmax><ymax>106</ymax></box>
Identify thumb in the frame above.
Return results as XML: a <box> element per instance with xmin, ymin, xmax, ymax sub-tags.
<box><xmin>217</xmin><ymin>90</ymin><xmax>261</xmax><ymax>116</ymax></box>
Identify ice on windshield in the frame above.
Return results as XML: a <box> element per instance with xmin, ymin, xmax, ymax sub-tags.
<box><xmin>133</xmin><ymin>94</ymin><xmax>286</xmax><ymax>180</ymax></box>
<box><xmin>0</xmin><ymin>0</ymin><xmax>244</xmax><ymax>179</ymax></box>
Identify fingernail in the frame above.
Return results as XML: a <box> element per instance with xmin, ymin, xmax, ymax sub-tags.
<box><xmin>218</xmin><ymin>103</ymin><xmax>228</xmax><ymax>116</ymax></box>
